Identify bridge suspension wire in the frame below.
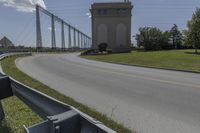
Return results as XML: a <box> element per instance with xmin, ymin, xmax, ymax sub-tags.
<box><xmin>35</xmin><ymin>5</ymin><xmax>91</xmax><ymax>51</ymax></box>
<box><xmin>14</xmin><ymin>14</ymin><xmax>35</xmax><ymax>46</ymax></box>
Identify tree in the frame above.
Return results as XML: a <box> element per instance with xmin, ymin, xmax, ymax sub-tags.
<box><xmin>185</xmin><ymin>8</ymin><xmax>200</xmax><ymax>54</ymax></box>
<box><xmin>160</xmin><ymin>31</ymin><xmax>173</xmax><ymax>50</ymax></box>
<box><xmin>136</xmin><ymin>27</ymin><xmax>168</xmax><ymax>50</ymax></box>
<box><xmin>169</xmin><ymin>24</ymin><xmax>182</xmax><ymax>49</ymax></box>
<box><xmin>182</xmin><ymin>30</ymin><xmax>193</xmax><ymax>49</ymax></box>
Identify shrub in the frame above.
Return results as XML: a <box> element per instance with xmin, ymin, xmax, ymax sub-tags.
<box><xmin>106</xmin><ymin>49</ymin><xmax>112</xmax><ymax>54</ymax></box>
<box><xmin>81</xmin><ymin>49</ymin><xmax>96</xmax><ymax>55</ymax></box>
<box><xmin>98</xmin><ymin>43</ymin><xmax>108</xmax><ymax>52</ymax></box>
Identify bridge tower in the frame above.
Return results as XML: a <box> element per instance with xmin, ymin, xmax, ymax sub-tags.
<box><xmin>90</xmin><ymin>2</ymin><xmax>133</xmax><ymax>52</ymax></box>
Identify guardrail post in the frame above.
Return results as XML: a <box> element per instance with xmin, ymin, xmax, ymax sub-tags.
<box><xmin>0</xmin><ymin>76</ymin><xmax>13</xmax><ymax>123</ymax></box>
<box><xmin>0</xmin><ymin>101</ymin><xmax>5</xmax><ymax>122</ymax></box>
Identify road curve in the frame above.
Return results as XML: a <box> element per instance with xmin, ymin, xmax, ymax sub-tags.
<box><xmin>16</xmin><ymin>53</ymin><xmax>200</xmax><ymax>133</ymax></box>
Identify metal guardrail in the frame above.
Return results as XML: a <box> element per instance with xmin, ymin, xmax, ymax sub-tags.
<box><xmin>0</xmin><ymin>53</ymin><xmax>5</xmax><ymax>121</ymax></box>
<box><xmin>0</xmin><ymin>53</ymin><xmax>116</xmax><ymax>133</ymax></box>
<box><xmin>0</xmin><ymin>52</ymin><xmax>33</xmax><ymax>124</ymax></box>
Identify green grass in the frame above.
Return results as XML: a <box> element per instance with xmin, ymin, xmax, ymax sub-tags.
<box><xmin>83</xmin><ymin>49</ymin><xmax>200</xmax><ymax>72</ymax></box>
<box><xmin>0</xmin><ymin>97</ymin><xmax>42</xmax><ymax>133</ymax></box>
<box><xmin>0</xmin><ymin>55</ymin><xmax>134</xmax><ymax>133</ymax></box>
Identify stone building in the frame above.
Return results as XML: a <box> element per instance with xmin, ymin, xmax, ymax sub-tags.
<box><xmin>90</xmin><ymin>1</ymin><xmax>133</xmax><ymax>52</ymax></box>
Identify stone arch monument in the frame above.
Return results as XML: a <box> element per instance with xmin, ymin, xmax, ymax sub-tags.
<box><xmin>90</xmin><ymin>2</ymin><xmax>133</xmax><ymax>52</ymax></box>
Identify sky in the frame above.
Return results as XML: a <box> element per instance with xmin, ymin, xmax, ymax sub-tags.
<box><xmin>0</xmin><ymin>0</ymin><xmax>200</xmax><ymax>47</ymax></box>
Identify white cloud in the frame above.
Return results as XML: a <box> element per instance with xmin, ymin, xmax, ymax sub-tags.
<box><xmin>86</xmin><ymin>13</ymin><xmax>90</xmax><ymax>16</ymax></box>
<box><xmin>86</xmin><ymin>12</ymin><xmax>91</xmax><ymax>18</ymax></box>
<box><xmin>0</xmin><ymin>0</ymin><xmax>46</xmax><ymax>13</ymax></box>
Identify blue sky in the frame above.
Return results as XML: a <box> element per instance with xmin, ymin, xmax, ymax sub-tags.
<box><xmin>0</xmin><ymin>0</ymin><xmax>200</xmax><ymax>47</ymax></box>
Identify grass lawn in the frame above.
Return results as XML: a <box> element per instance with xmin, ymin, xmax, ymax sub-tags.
<box><xmin>83</xmin><ymin>49</ymin><xmax>200</xmax><ymax>72</ymax></box>
<box><xmin>0</xmin><ymin>55</ymin><xmax>134</xmax><ymax>133</ymax></box>
<box><xmin>0</xmin><ymin>97</ymin><xmax>42</xmax><ymax>133</ymax></box>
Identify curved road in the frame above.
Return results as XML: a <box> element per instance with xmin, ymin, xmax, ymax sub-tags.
<box><xmin>16</xmin><ymin>53</ymin><xmax>200</xmax><ymax>133</ymax></box>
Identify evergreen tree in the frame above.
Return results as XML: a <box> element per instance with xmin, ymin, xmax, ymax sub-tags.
<box><xmin>170</xmin><ymin>24</ymin><xmax>182</xmax><ymax>49</ymax></box>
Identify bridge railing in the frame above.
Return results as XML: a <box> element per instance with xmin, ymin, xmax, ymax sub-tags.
<box><xmin>0</xmin><ymin>53</ymin><xmax>115</xmax><ymax>133</ymax></box>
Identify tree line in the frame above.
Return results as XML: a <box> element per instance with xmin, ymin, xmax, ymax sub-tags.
<box><xmin>136</xmin><ymin>8</ymin><xmax>200</xmax><ymax>54</ymax></box>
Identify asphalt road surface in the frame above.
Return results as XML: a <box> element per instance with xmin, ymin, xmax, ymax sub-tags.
<box><xmin>16</xmin><ymin>53</ymin><xmax>200</xmax><ymax>133</ymax></box>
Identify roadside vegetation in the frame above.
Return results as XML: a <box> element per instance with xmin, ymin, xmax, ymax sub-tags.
<box><xmin>135</xmin><ymin>8</ymin><xmax>200</xmax><ymax>53</ymax></box>
<box><xmin>83</xmin><ymin>9</ymin><xmax>200</xmax><ymax>72</ymax></box>
<box><xmin>0</xmin><ymin>96</ymin><xmax>41</xmax><ymax>133</ymax></box>
<box><xmin>84</xmin><ymin>50</ymin><xmax>200</xmax><ymax>73</ymax></box>
<box><xmin>135</xmin><ymin>24</ymin><xmax>183</xmax><ymax>51</ymax></box>
<box><xmin>0</xmin><ymin>55</ymin><xmax>134</xmax><ymax>133</ymax></box>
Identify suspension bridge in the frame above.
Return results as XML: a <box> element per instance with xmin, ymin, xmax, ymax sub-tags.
<box><xmin>36</xmin><ymin>5</ymin><xmax>91</xmax><ymax>51</ymax></box>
